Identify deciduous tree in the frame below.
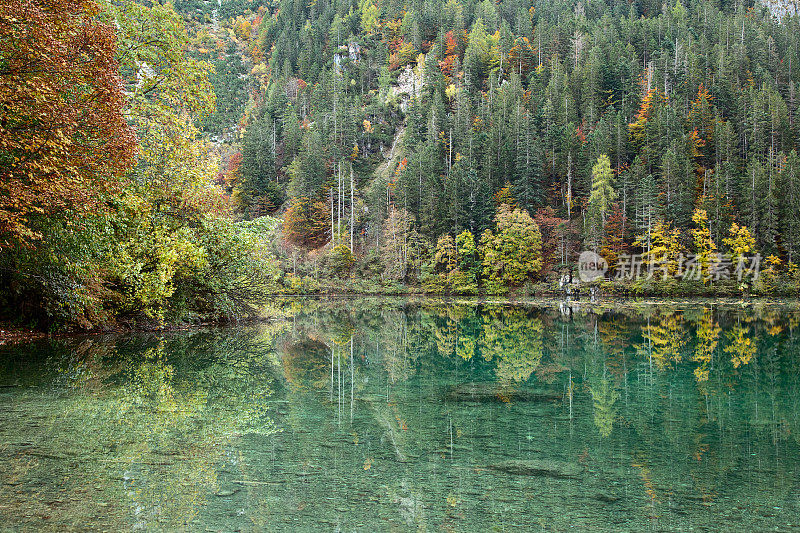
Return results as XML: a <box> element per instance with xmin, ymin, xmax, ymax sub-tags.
<box><xmin>0</xmin><ymin>0</ymin><xmax>135</xmax><ymax>247</ymax></box>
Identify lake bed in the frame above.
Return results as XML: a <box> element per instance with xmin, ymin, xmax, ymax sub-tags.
<box><xmin>1</xmin><ymin>299</ymin><xmax>799</xmax><ymax>531</ymax></box>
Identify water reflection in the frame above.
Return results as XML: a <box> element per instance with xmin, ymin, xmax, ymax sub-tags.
<box><xmin>2</xmin><ymin>299</ymin><xmax>800</xmax><ymax>531</ymax></box>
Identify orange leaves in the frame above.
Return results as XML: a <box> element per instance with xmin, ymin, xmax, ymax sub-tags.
<box><xmin>439</xmin><ymin>55</ymin><xmax>458</xmax><ymax>77</ymax></box>
<box><xmin>445</xmin><ymin>31</ymin><xmax>459</xmax><ymax>56</ymax></box>
<box><xmin>283</xmin><ymin>196</ymin><xmax>330</xmax><ymax>248</ymax></box>
<box><xmin>383</xmin><ymin>18</ymin><xmax>402</xmax><ymax>41</ymax></box>
<box><xmin>628</xmin><ymin>88</ymin><xmax>665</xmax><ymax>151</ymax></box>
<box><xmin>688</xmin><ymin>129</ymin><xmax>705</xmax><ymax>158</ymax></box>
<box><xmin>493</xmin><ymin>183</ymin><xmax>517</xmax><ymax>208</ymax></box>
<box><xmin>631</xmin><ymin>88</ymin><xmax>659</xmax><ymax>124</ymax></box>
<box><xmin>0</xmin><ymin>0</ymin><xmax>135</xmax><ymax>248</ymax></box>
<box><xmin>687</xmin><ymin>83</ymin><xmax>716</xmax><ymax>162</ymax></box>
<box><xmin>397</xmin><ymin>157</ymin><xmax>408</xmax><ymax>173</ymax></box>
<box><xmin>575</xmin><ymin>123</ymin><xmax>587</xmax><ymax>144</ymax></box>
<box><xmin>224</xmin><ymin>152</ymin><xmax>243</xmax><ymax>187</ymax></box>
<box><xmin>438</xmin><ymin>31</ymin><xmax>464</xmax><ymax>78</ymax></box>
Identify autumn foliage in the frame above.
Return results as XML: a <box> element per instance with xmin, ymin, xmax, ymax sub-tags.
<box><xmin>283</xmin><ymin>196</ymin><xmax>330</xmax><ymax>248</ymax></box>
<box><xmin>0</xmin><ymin>0</ymin><xmax>136</xmax><ymax>247</ymax></box>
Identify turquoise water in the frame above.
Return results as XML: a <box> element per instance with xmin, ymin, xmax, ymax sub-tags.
<box><xmin>1</xmin><ymin>299</ymin><xmax>799</xmax><ymax>531</ymax></box>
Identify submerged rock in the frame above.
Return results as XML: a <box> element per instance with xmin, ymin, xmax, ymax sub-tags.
<box><xmin>594</xmin><ymin>493</ymin><xmax>621</xmax><ymax>503</ymax></box>
<box><xmin>445</xmin><ymin>382</ymin><xmax>562</xmax><ymax>403</ymax></box>
<box><xmin>485</xmin><ymin>459</ymin><xmax>582</xmax><ymax>479</ymax></box>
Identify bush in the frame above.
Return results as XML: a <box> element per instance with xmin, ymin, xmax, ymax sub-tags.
<box><xmin>449</xmin><ymin>269</ymin><xmax>478</xmax><ymax>295</ymax></box>
<box><xmin>328</xmin><ymin>244</ymin><xmax>355</xmax><ymax>275</ymax></box>
<box><xmin>191</xmin><ymin>216</ymin><xmax>280</xmax><ymax>319</ymax></box>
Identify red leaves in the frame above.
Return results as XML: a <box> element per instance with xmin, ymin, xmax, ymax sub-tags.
<box><xmin>0</xmin><ymin>0</ymin><xmax>135</xmax><ymax>248</ymax></box>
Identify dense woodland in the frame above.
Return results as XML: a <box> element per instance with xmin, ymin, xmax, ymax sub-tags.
<box><xmin>4</xmin><ymin>0</ymin><xmax>800</xmax><ymax>330</ymax></box>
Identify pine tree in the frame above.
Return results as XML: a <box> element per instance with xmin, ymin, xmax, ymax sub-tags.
<box><xmin>782</xmin><ymin>151</ymin><xmax>800</xmax><ymax>264</ymax></box>
<box><xmin>236</xmin><ymin>111</ymin><xmax>281</xmax><ymax>217</ymax></box>
<box><xmin>586</xmin><ymin>155</ymin><xmax>617</xmax><ymax>253</ymax></box>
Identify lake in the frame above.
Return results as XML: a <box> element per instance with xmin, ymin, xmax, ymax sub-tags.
<box><xmin>1</xmin><ymin>298</ymin><xmax>799</xmax><ymax>531</ymax></box>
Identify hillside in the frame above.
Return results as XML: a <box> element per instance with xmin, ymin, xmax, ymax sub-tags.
<box><xmin>189</xmin><ymin>0</ymin><xmax>800</xmax><ymax>263</ymax></box>
<box><xmin>5</xmin><ymin>0</ymin><xmax>800</xmax><ymax>331</ymax></box>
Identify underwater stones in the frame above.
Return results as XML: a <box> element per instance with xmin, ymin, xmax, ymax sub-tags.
<box><xmin>593</xmin><ymin>493</ymin><xmax>621</xmax><ymax>503</ymax></box>
<box><xmin>445</xmin><ymin>382</ymin><xmax>562</xmax><ymax>403</ymax></box>
<box><xmin>485</xmin><ymin>459</ymin><xmax>582</xmax><ymax>479</ymax></box>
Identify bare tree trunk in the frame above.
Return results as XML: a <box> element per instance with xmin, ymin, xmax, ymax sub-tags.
<box><xmin>330</xmin><ymin>186</ymin><xmax>335</xmax><ymax>245</ymax></box>
<box><xmin>567</xmin><ymin>153</ymin><xmax>573</xmax><ymax>219</ymax></box>
<box><xmin>350</xmin><ymin>167</ymin><xmax>354</xmax><ymax>251</ymax></box>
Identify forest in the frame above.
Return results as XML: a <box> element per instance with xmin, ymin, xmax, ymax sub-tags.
<box><xmin>3</xmin><ymin>0</ymin><xmax>800</xmax><ymax>330</ymax></box>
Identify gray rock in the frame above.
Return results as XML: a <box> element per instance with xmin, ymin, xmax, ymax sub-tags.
<box><xmin>446</xmin><ymin>382</ymin><xmax>562</xmax><ymax>403</ymax></box>
<box><xmin>485</xmin><ymin>459</ymin><xmax>582</xmax><ymax>479</ymax></box>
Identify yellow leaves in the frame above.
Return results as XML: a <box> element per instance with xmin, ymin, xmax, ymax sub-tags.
<box><xmin>693</xmin><ymin>310</ymin><xmax>720</xmax><ymax>382</ymax></box>
<box><xmin>493</xmin><ymin>184</ymin><xmax>517</xmax><ymax>208</ymax></box>
<box><xmin>0</xmin><ymin>0</ymin><xmax>135</xmax><ymax>246</ymax></box>
<box><xmin>724</xmin><ymin>325</ymin><xmax>755</xmax><ymax>369</ymax></box>
<box><xmin>359</xmin><ymin>0</ymin><xmax>379</xmax><ymax>33</ymax></box>
<box><xmin>591</xmin><ymin>378</ymin><xmax>619</xmax><ymax>438</ymax></box>
<box><xmin>766</xmin><ymin>254</ymin><xmax>782</xmax><ymax>269</ymax></box>
<box><xmin>639</xmin><ymin>312</ymin><xmax>685</xmax><ymax>370</ymax></box>
<box><xmin>628</xmin><ymin>88</ymin><xmax>665</xmax><ymax>151</ymax></box>
<box><xmin>723</xmin><ymin>223</ymin><xmax>756</xmax><ymax>260</ymax></box>
<box><xmin>478</xmin><ymin>312</ymin><xmax>544</xmax><ymax>383</ymax></box>
<box><xmin>688</xmin><ymin>129</ymin><xmax>705</xmax><ymax>158</ymax></box>
<box><xmin>434</xmin><ymin>235</ymin><xmax>458</xmax><ymax>272</ymax></box>
<box><xmin>634</xmin><ymin>220</ymin><xmax>685</xmax><ymax>277</ymax></box>
<box><xmin>692</xmin><ymin>208</ymin><xmax>717</xmax><ymax>281</ymax></box>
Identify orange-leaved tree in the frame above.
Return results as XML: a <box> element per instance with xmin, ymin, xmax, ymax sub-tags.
<box><xmin>283</xmin><ymin>196</ymin><xmax>330</xmax><ymax>248</ymax></box>
<box><xmin>0</xmin><ymin>0</ymin><xmax>136</xmax><ymax>248</ymax></box>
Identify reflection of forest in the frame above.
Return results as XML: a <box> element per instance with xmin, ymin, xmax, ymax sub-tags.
<box><xmin>262</xmin><ymin>300</ymin><xmax>800</xmax><ymax>530</ymax></box>
<box><xmin>0</xmin><ymin>325</ymin><xmax>287</xmax><ymax>531</ymax></box>
<box><xmin>2</xmin><ymin>300</ymin><xmax>800</xmax><ymax>530</ymax></box>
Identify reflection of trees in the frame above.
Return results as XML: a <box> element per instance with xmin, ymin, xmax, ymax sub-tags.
<box><xmin>692</xmin><ymin>309</ymin><xmax>720</xmax><ymax>382</ymax></box>
<box><xmin>6</xmin><ymin>301</ymin><xmax>800</xmax><ymax>531</ymax></box>
<box><xmin>428</xmin><ymin>305</ymin><xmax>482</xmax><ymax>362</ymax></box>
<box><xmin>637</xmin><ymin>311</ymin><xmax>686</xmax><ymax>370</ymax></box>
<box><xmin>282</xmin><ymin>339</ymin><xmax>332</xmax><ymax>390</ymax></box>
<box><xmin>724</xmin><ymin>323</ymin><xmax>756</xmax><ymax>369</ymax></box>
<box><xmin>590</xmin><ymin>375</ymin><xmax>619</xmax><ymax>437</ymax></box>
<box><xmin>432</xmin><ymin>312</ymin><xmax>458</xmax><ymax>357</ymax></box>
<box><xmin>0</xmin><ymin>326</ymin><xmax>284</xmax><ymax>530</ymax></box>
<box><xmin>598</xmin><ymin>317</ymin><xmax>633</xmax><ymax>379</ymax></box>
<box><xmin>478</xmin><ymin>308</ymin><xmax>544</xmax><ymax>383</ymax></box>
<box><xmin>264</xmin><ymin>301</ymin><xmax>800</xmax><ymax>531</ymax></box>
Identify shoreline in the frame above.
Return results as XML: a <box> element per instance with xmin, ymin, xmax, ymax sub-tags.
<box><xmin>3</xmin><ymin>293</ymin><xmax>800</xmax><ymax>343</ymax></box>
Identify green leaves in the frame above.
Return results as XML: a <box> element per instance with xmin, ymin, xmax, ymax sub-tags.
<box><xmin>0</xmin><ymin>0</ymin><xmax>135</xmax><ymax>248</ymax></box>
<box><xmin>479</xmin><ymin>205</ymin><xmax>543</xmax><ymax>293</ymax></box>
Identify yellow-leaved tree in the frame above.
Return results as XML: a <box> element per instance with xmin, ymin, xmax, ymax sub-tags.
<box><xmin>692</xmin><ymin>207</ymin><xmax>717</xmax><ymax>282</ymax></box>
<box><xmin>722</xmin><ymin>223</ymin><xmax>756</xmax><ymax>262</ymax></box>
<box><xmin>634</xmin><ymin>220</ymin><xmax>685</xmax><ymax>278</ymax></box>
<box><xmin>479</xmin><ymin>204</ymin><xmax>543</xmax><ymax>294</ymax></box>
<box><xmin>586</xmin><ymin>154</ymin><xmax>617</xmax><ymax>252</ymax></box>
